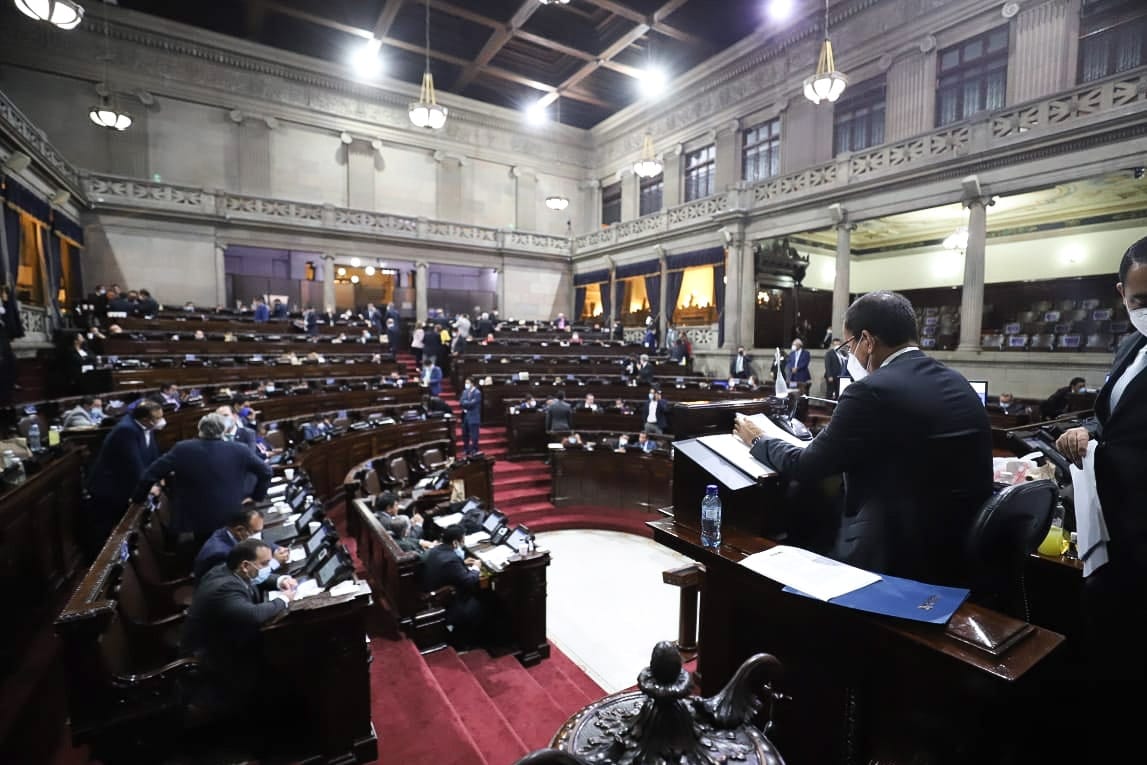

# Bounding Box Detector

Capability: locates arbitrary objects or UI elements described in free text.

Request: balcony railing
[574,66,1147,256]
[83,175,572,257]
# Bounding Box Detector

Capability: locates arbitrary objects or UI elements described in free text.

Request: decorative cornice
[0,89,83,198]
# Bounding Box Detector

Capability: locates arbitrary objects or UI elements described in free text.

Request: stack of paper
[435,511,463,527]
[741,545,881,601]
[475,546,514,572]
[464,531,491,547]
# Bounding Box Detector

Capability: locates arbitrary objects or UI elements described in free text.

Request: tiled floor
[536,529,695,694]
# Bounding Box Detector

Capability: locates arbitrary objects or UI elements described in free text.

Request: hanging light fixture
[545,195,569,211]
[943,226,969,252]
[803,0,848,105]
[632,133,662,178]
[89,2,132,131]
[14,0,83,29]
[409,0,447,130]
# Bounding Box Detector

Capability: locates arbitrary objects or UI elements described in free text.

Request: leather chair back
[964,479,1057,620]
[387,456,410,487]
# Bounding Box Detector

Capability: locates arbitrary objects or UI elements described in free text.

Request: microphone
[801,394,839,407]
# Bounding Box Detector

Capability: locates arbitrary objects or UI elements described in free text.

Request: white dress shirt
[1109,344,1147,413]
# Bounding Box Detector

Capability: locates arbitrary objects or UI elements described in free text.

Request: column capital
[415,260,429,270]
[962,195,996,210]
[654,244,667,262]
[510,165,537,179]
[321,252,336,261]
[432,150,467,166]
[578,178,601,190]
[715,119,741,136]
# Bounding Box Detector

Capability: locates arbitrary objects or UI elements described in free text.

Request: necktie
[1109,345,1147,412]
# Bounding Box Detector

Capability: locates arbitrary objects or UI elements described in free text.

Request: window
[1079,0,1147,83]
[833,79,886,155]
[582,283,604,318]
[672,266,716,325]
[742,119,781,183]
[601,182,621,226]
[683,145,716,201]
[639,174,663,216]
[935,26,1009,126]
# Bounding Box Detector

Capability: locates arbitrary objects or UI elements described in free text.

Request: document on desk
[742,413,814,449]
[697,434,774,479]
[288,546,306,563]
[740,545,881,602]
[435,512,463,527]
[464,531,491,548]
[475,545,514,572]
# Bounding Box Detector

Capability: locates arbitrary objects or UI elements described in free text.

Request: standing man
[130,413,272,544]
[640,387,671,435]
[734,291,992,586]
[422,357,443,397]
[460,376,482,457]
[386,317,400,354]
[83,400,165,556]
[785,338,811,393]
[544,390,573,434]
[730,346,753,380]
[252,297,270,323]
[823,338,844,398]
[1040,376,1087,421]
[1056,237,1147,759]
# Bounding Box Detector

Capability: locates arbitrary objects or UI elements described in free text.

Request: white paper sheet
[742,413,814,450]
[697,434,775,479]
[464,531,491,548]
[1070,441,1109,577]
[288,546,306,563]
[435,512,463,527]
[740,545,882,601]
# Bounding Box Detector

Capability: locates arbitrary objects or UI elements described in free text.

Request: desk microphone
[801,395,839,407]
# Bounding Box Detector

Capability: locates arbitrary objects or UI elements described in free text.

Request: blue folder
[784,574,970,625]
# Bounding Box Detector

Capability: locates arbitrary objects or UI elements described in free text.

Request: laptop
[263,500,318,545]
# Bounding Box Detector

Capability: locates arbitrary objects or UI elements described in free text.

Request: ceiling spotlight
[525,100,548,126]
[350,274,361,284]
[350,37,383,79]
[767,0,794,21]
[365,266,376,276]
[350,257,361,267]
[14,0,84,30]
[545,195,570,211]
[538,0,571,5]
[337,267,347,277]
[638,67,669,98]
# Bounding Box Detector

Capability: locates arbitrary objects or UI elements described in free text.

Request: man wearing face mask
[784,338,811,394]
[61,395,104,429]
[460,376,482,457]
[192,508,290,579]
[734,290,992,585]
[82,399,165,558]
[419,524,485,648]
[180,538,295,721]
[216,404,258,454]
[640,386,671,435]
[1055,237,1147,754]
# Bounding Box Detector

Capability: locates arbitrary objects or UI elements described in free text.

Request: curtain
[59,236,83,309]
[666,247,724,270]
[2,202,18,286]
[43,223,62,321]
[601,280,611,322]
[575,286,587,321]
[574,268,610,287]
[714,262,726,348]
[665,270,685,325]
[644,272,660,333]
[17,214,44,306]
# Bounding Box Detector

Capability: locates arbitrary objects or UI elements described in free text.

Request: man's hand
[733,413,765,446]
[465,557,479,567]
[272,547,290,564]
[412,513,424,526]
[277,575,298,592]
[1056,427,1091,468]
[419,539,435,550]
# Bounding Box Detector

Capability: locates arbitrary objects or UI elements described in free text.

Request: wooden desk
[480,380,755,421]
[650,519,1068,764]
[110,358,398,390]
[506,409,647,458]
[550,447,672,512]
[103,338,393,357]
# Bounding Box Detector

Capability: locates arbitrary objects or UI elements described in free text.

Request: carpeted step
[459,651,570,750]
[498,486,551,505]
[370,636,488,765]
[424,649,530,765]
[543,641,610,703]
[501,500,555,515]
[525,652,601,713]
[496,473,550,491]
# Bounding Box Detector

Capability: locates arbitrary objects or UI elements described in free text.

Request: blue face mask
[250,562,272,586]
[454,545,465,560]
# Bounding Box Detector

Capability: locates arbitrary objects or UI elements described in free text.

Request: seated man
[518,393,539,410]
[60,395,104,429]
[180,539,296,720]
[1040,377,1086,421]
[611,398,634,415]
[192,508,289,580]
[636,431,657,454]
[995,392,1023,416]
[373,490,427,552]
[419,524,484,648]
[562,432,584,448]
[577,393,599,412]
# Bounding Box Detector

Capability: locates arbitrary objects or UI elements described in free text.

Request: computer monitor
[506,526,531,553]
[838,377,853,396]
[304,523,330,557]
[967,380,988,406]
[482,510,507,535]
[314,551,347,589]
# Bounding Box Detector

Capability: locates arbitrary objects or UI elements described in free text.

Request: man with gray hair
[131,412,273,544]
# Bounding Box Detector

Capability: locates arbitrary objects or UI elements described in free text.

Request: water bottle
[27,422,41,452]
[701,484,722,549]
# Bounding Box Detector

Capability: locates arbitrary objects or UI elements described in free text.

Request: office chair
[964,479,1057,621]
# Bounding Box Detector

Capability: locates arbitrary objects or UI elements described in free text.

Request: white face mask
[1128,307,1147,337]
[152,417,167,431]
[846,352,868,382]
[791,345,800,352]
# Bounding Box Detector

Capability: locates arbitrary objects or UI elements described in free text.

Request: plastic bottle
[1037,501,1067,557]
[3,450,26,486]
[701,484,722,549]
[27,422,41,452]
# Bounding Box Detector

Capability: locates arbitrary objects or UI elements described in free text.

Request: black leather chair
[964,479,1057,620]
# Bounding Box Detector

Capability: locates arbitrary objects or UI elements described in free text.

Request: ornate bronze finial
[518,641,787,765]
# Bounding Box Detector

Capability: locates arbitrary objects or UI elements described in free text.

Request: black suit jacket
[752,349,993,585]
[640,399,671,431]
[86,416,160,505]
[824,348,843,380]
[544,400,573,432]
[180,564,285,692]
[730,353,753,379]
[132,438,272,536]
[1092,332,1147,575]
[636,363,656,384]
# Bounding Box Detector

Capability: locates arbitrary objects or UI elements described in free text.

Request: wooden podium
[655,400,1072,764]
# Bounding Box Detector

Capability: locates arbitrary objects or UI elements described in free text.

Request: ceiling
[114,0,771,129]
[792,171,1147,255]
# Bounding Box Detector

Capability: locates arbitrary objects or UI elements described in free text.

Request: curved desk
[550,447,673,512]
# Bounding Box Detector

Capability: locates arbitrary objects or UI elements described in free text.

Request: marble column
[714,121,740,192]
[578,180,601,232]
[235,113,273,197]
[662,146,683,210]
[512,167,538,231]
[1009,0,1077,104]
[885,49,936,142]
[214,243,227,307]
[608,265,618,327]
[434,152,465,221]
[346,139,376,211]
[415,260,429,324]
[722,224,753,350]
[957,197,993,351]
[832,222,852,336]
[657,246,668,345]
[321,253,336,313]
[621,170,640,222]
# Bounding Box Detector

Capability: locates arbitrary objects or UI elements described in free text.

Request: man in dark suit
[131,413,272,542]
[422,323,443,367]
[459,376,482,457]
[386,317,400,353]
[544,390,573,433]
[640,387,671,435]
[1040,376,1086,421]
[784,338,811,392]
[736,291,992,586]
[252,297,270,322]
[180,539,296,719]
[192,508,288,579]
[730,346,753,380]
[1056,238,1147,757]
[823,338,844,398]
[475,312,495,339]
[419,524,484,648]
[421,358,443,397]
[216,404,258,455]
[83,400,164,556]
[635,353,656,385]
